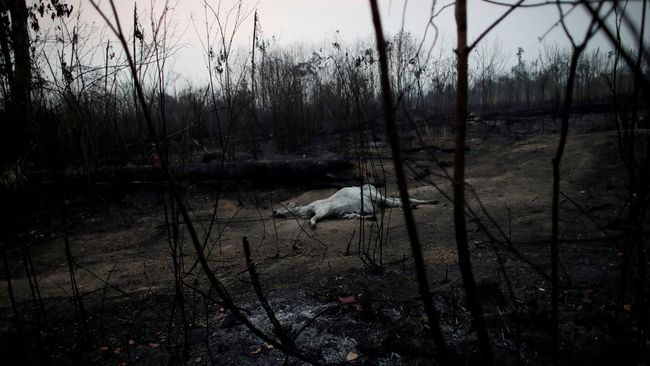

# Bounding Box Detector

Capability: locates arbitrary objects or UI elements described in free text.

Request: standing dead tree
[0,0,31,167]
[0,2,38,331]
[549,3,604,362]
[550,28,589,366]
[547,1,649,363]
[368,0,453,363]
[445,1,528,363]
[89,1,323,364]
[550,45,582,365]
[586,0,650,362]
[453,1,494,364]
[0,3,73,359]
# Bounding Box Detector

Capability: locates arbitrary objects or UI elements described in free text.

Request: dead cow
[273,184,436,228]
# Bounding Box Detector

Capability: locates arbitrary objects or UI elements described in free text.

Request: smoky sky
[48,0,648,84]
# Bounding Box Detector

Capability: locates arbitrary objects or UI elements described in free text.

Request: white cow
[273,184,436,228]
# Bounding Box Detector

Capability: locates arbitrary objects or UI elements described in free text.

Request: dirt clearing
[0,128,638,365]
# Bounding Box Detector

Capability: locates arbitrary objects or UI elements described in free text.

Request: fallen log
[33,157,356,187]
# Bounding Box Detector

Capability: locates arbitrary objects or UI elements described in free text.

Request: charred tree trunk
[368,0,452,362]
[454,1,494,364]
[8,0,29,112]
[0,13,13,88]
[250,11,258,160]
[90,3,322,363]
[0,239,20,329]
[1,0,31,166]
[551,44,584,366]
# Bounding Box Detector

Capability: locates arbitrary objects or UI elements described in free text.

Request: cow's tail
[409,198,437,205]
[382,196,436,207]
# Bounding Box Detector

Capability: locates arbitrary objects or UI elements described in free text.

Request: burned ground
[0,117,642,365]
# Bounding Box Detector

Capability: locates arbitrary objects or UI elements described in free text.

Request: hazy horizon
[39,0,649,86]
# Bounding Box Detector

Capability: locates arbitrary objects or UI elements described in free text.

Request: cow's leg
[342,213,361,219]
[342,213,377,221]
[382,196,433,208]
[310,205,331,228]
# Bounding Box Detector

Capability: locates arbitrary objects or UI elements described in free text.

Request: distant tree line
[0,5,641,171]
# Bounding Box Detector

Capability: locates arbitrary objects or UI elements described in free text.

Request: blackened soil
[1,127,645,365]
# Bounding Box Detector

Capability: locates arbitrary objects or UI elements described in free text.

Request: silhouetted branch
[580,0,650,89]
[89,2,322,364]
[242,237,293,348]
[368,0,453,363]
[468,0,525,52]
[453,1,494,364]
[550,44,582,366]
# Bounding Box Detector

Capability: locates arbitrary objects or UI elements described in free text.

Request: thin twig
[368,0,452,362]
[242,237,293,348]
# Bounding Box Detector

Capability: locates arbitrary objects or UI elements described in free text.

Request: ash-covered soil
[0,125,639,365]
